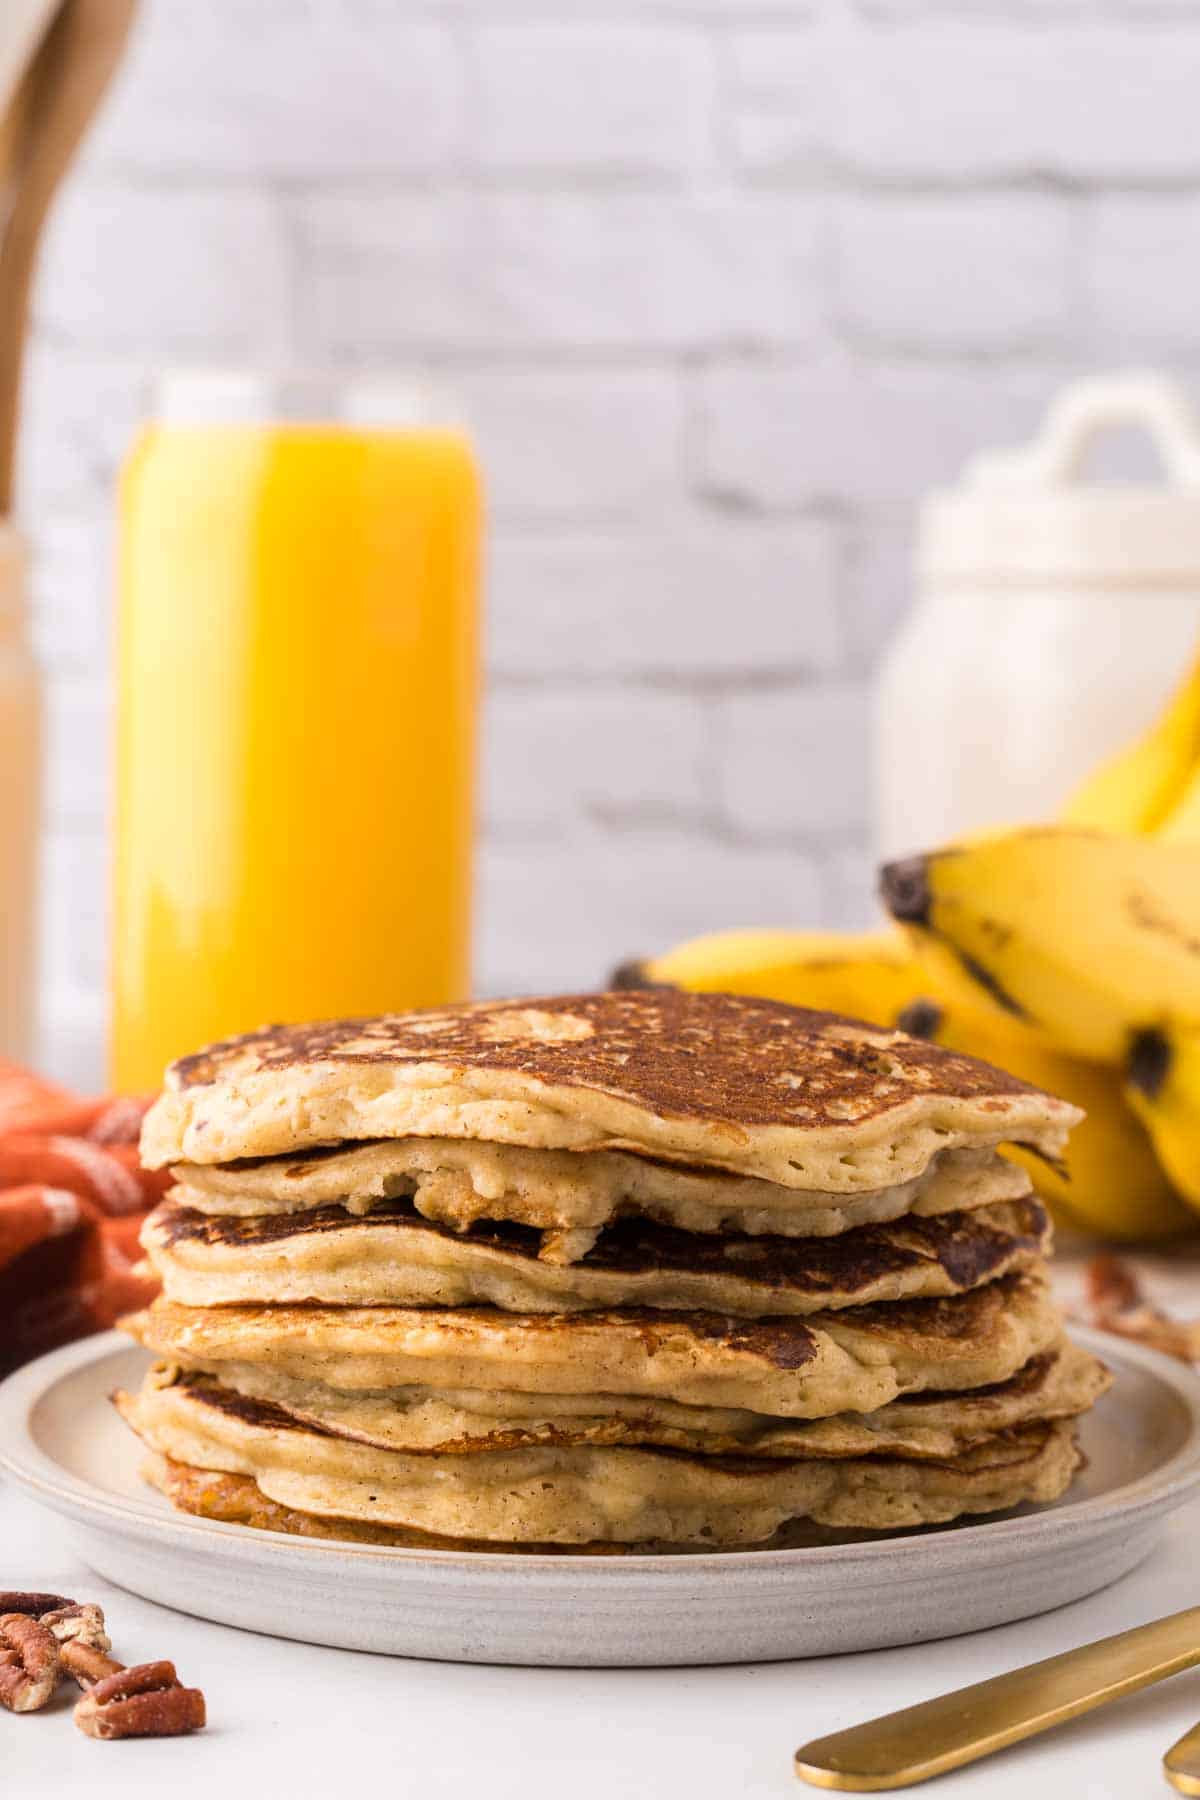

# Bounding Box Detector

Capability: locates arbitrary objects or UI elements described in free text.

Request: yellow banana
[629,927,925,1026]
[1155,755,1200,841]
[1125,1023,1200,1210]
[881,828,1200,1063]
[898,997,1192,1241]
[1063,644,1200,832]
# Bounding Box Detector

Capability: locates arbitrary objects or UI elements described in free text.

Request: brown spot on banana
[1125,891,1200,958]
[1127,1028,1172,1100]
[896,999,944,1040]
[951,949,1030,1021]
[879,856,932,926]
[609,960,658,990]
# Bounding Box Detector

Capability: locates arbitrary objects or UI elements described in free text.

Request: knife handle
[795,1606,1200,1792]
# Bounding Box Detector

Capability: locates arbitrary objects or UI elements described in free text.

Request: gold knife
[795,1605,1200,1791]
[1165,1719,1200,1794]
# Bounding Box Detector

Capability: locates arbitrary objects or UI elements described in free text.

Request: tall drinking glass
[111,372,481,1091]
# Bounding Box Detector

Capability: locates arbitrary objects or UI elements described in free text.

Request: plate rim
[3,1324,1199,1581]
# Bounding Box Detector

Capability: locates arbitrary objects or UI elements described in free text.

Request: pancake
[138,1451,891,1553]
[139,1452,693,1554]
[141,1451,1080,1554]
[138,1340,1108,1459]
[142,1195,1053,1315]
[115,1376,1082,1543]
[167,1136,1034,1252]
[139,991,1080,1189]
[124,1269,1061,1419]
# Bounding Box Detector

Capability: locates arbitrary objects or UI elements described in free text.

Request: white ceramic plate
[2,1328,1198,1667]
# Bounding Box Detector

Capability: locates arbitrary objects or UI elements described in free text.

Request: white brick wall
[38,182,293,355]
[834,197,1072,353]
[483,688,710,835]
[462,368,685,520]
[818,25,1200,182]
[714,682,871,838]
[23,0,1200,1080]
[469,25,716,176]
[696,359,1065,510]
[1085,197,1200,351]
[487,521,841,676]
[85,6,464,177]
[297,189,827,354]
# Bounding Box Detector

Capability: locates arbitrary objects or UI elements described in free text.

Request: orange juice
[111,385,480,1091]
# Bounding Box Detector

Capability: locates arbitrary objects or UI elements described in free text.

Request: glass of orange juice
[111,372,481,1092]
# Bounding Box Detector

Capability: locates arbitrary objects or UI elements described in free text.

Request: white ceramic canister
[876,374,1200,861]
[0,523,41,1063]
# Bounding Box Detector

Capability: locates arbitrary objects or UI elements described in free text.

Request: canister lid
[921,374,1200,585]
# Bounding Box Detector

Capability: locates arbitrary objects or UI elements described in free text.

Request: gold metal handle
[794,1605,1200,1792]
[1165,1720,1200,1795]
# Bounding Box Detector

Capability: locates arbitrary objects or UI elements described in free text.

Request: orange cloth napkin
[0,1060,166,1375]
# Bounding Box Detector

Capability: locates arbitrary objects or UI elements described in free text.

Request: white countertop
[2,1480,1197,1799]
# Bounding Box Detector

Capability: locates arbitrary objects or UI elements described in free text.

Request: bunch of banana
[880,828,1200,1225]
[630,910,1191,1240]
[634,644,1200,1240]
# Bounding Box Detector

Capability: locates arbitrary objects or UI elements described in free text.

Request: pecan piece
[0,1613,61,1713]
[59,1640,124,1690]
[40,1602,111,1653]
[1085,1251,1143,1319]
[74,1661,206,1740]
[1082,1253,1200,1363]
[0,1592,75,1617]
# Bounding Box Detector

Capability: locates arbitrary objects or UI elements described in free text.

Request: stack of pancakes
[118,992,1110,1550]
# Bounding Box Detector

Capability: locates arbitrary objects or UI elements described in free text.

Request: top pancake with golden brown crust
[141,992,1079,1191]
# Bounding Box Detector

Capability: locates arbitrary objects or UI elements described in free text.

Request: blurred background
[24,0,1198,1083]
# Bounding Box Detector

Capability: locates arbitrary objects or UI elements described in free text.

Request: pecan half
[74,1661,206,1740]
[0,1613,61,1713]
[1085,1251,1143,1319]
[0,1592,75,1618]
[1082,1253,1200,1363]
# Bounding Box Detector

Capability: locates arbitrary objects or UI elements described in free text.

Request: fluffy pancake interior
[141,1194,1053,1316]
[168,1138,1034,1255]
